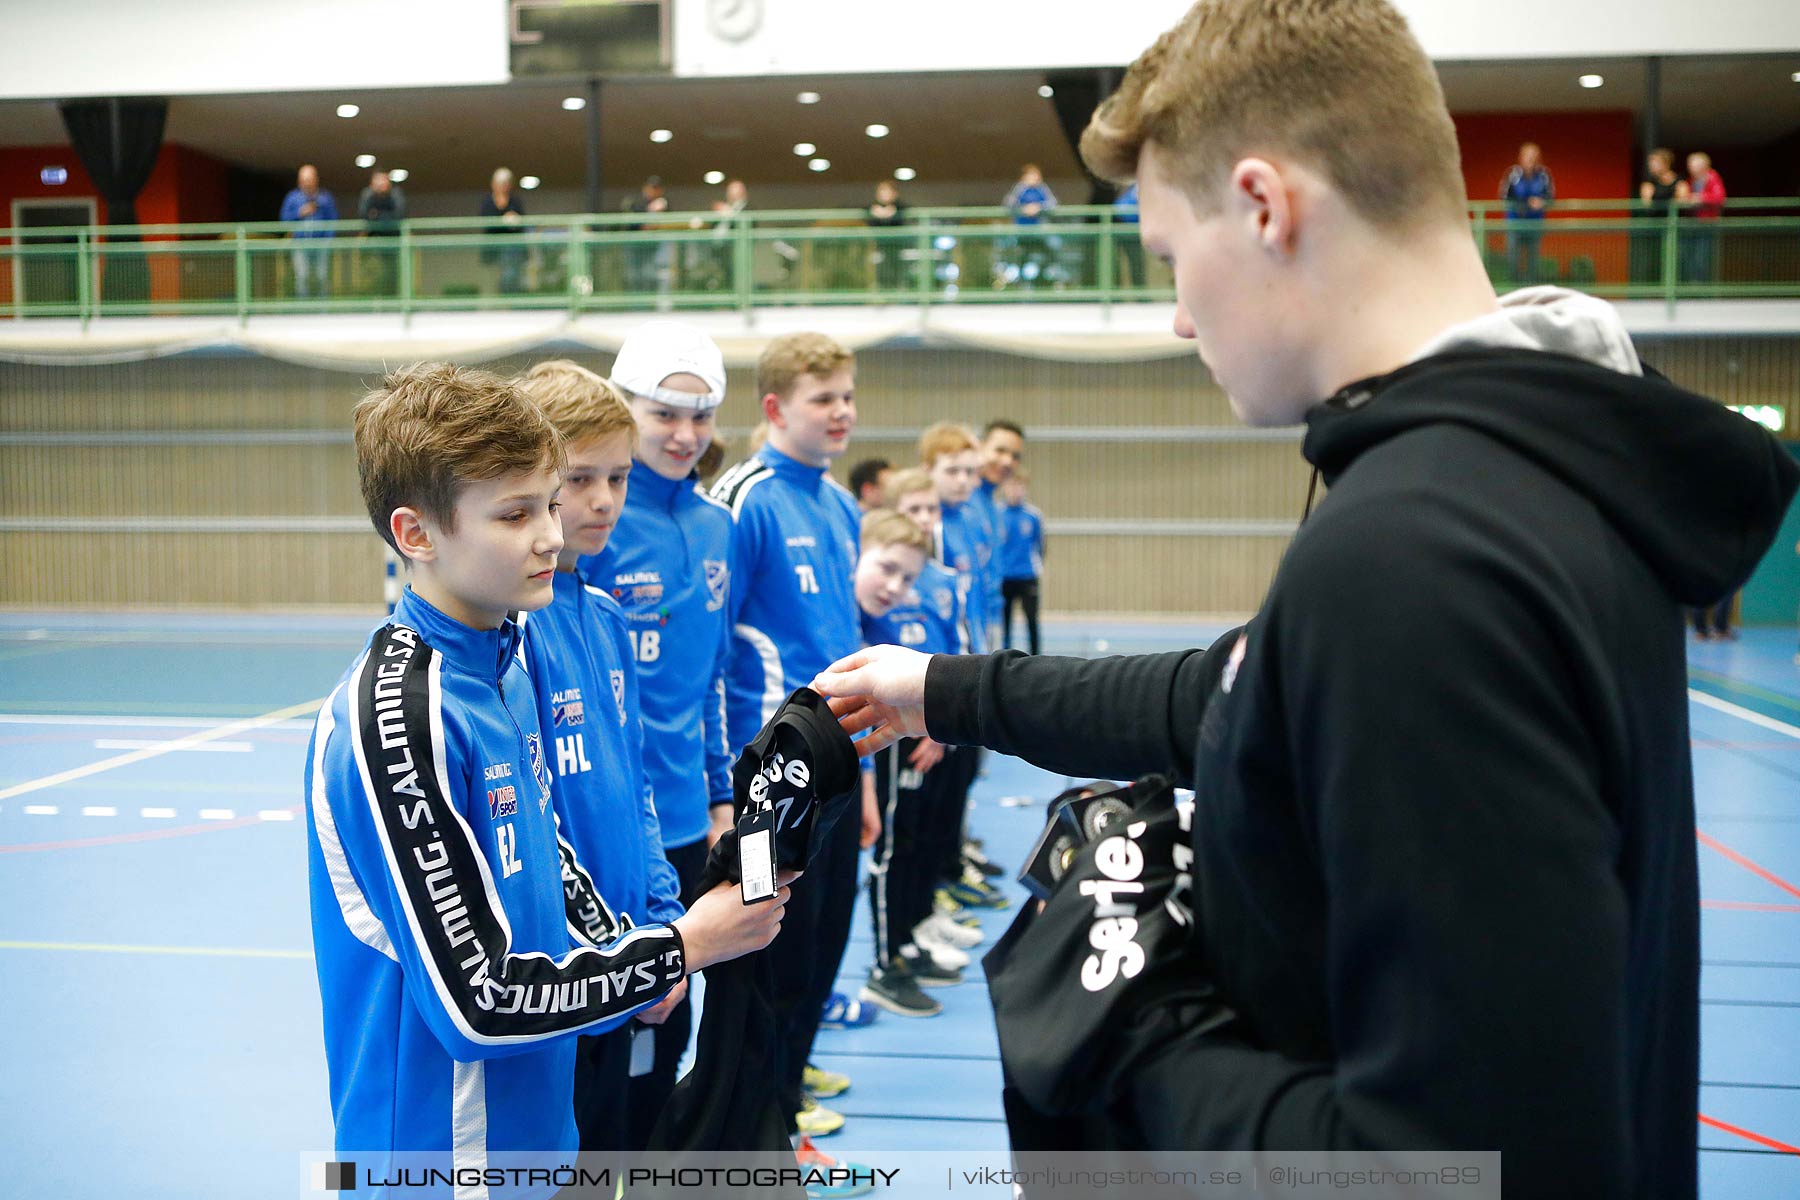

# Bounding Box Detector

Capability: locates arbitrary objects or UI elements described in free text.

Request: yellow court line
[0,939,311,960]
[0,696,326,803]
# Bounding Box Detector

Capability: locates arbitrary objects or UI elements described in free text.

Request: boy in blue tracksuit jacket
[305,364,785,1193]
[998,470,1046,655]
[577,323,739,1142]
[711,332,872,1137]
[971,420,1026,648]
[516,360,687,1155]
[920,423,994,655]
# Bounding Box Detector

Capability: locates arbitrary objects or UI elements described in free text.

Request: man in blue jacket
[581,323,740,1143]
[1500,142,1555,284]
[306,363,786,1193]
[711,331,874,1140]
[279,164,338,298]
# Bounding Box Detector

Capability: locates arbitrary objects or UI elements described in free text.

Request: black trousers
[1002,576,1041,655]
[768,784,863,1125]
[624,837,710,1150]
[1691,597,1734,636]
[935,746,981,881]
[868,740,955,964]
[573,1022,633,1154]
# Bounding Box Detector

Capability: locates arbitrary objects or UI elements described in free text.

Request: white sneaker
[919,910,983,950]
[911,923,971,969]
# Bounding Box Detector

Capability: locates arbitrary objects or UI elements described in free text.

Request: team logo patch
[551,687,585,727]
[610,669,628,725]
[935,589,955,621]
[527,732,551,811]
[703,558,730,612]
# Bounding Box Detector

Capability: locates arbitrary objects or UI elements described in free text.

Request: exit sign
[40,166,68,185]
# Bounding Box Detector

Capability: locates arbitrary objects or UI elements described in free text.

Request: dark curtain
[57,97,169,303]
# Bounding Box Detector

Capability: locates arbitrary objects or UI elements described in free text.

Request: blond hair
[860,508,934,556]
[758,332,855,402]
[517,359,637,451]
[354,363,565,553]
[882,467,935,506]
[1080,0,1466,231]
[918,421,978,468]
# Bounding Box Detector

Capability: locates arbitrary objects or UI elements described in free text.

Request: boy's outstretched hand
[810,645,934,757]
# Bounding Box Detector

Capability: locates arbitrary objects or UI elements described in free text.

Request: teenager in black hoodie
[810,2,1799,1197]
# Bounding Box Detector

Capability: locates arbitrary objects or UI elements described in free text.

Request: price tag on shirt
[737,805,777,904]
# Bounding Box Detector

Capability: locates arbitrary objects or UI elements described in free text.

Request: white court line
[1688,689,1800,741]
[0,713,316,731]
[198,809,236,821]
[257,810,296,822]
[23,805,58,816]
[141,807,176,819]
[92,738,254,753]
[81,805,117,817]
[0,939,311,960]
[0,696,324,804]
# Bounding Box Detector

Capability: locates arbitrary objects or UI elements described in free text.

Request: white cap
[609,322,727,412]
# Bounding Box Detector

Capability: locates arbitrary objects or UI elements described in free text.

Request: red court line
[1696,830,1800,903]
[0,803,303,854]
[1699,1113,1800,1156]
[1700,899,1800,913]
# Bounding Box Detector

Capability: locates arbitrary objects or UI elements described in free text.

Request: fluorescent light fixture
[520,175,541,190]
[793,142,816,156]
[865,124,890,138]
[1038,85,1054,98]
[808,158,831,172]
[797,91,821,104]
[40,166,67,185]
[388,168,409,183]
[337,103,360,118]
[650,129,673,143]
[1578,74,1604,89]
[1791,71,1800,83]
[704,170,726,185]
[354,153,376,168]
[562,96,586,111]
[894,167,917,182]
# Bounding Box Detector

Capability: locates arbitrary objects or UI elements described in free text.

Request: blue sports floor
[1,613,1798,1196]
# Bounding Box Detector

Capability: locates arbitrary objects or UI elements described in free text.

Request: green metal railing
[4,200,1798,324]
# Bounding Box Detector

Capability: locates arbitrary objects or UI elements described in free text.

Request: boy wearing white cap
[582,321,738,1148]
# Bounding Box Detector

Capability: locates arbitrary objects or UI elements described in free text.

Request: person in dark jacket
[810,3,1800,1198]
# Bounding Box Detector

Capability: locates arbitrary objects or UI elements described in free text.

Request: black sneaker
[860,960,942,1017]
[898,943,964,987]
[962,843,1005,878]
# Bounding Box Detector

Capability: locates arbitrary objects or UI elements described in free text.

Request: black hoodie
[925,346,1799,1198]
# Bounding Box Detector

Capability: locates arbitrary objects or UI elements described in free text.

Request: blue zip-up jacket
[519,570,683,929]
[970,478,1007,626]
[999,502,1045,581]
[1501,165,1555,220]
[280,187,339,236]
[939,497,994,654]
[861,559,965,656]
[303,587,686,1176]
[711,443,863,754]
[583,467,735,848]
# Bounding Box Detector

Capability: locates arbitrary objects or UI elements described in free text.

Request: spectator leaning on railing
[1002,164,1060,287]
[866,180,908,291]
[1499,142,1554,284]
[480,167,528,295]
[1681,152,1728,285]
[279,164,338,299]
[356,170,407,297]
[1113,181,1145,289]
[1631,148,1682,286]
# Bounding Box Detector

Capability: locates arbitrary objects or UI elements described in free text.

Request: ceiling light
[1791,71,1800,83]
[808,158,831,173]
[1578,74,1604,89]
[562,96,586,111]
[793,142,816,156]
[704,170,725,185]
[797,91,821,104]
[388,168,409,183]
[354,153,376,169]
[894,167,917,182]
[649,129,673,143]
[865,124,890,139]
[1038,85,1054,99]
[337,103,360,118]
[520,176,541,190]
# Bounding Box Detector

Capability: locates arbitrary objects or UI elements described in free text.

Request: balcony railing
[4,200,1797,324]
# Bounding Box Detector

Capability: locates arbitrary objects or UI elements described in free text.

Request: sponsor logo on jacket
[551,687,585,727]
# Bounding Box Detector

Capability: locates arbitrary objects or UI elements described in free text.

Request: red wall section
[1453,110,1638,202]
[1,142,233,232]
